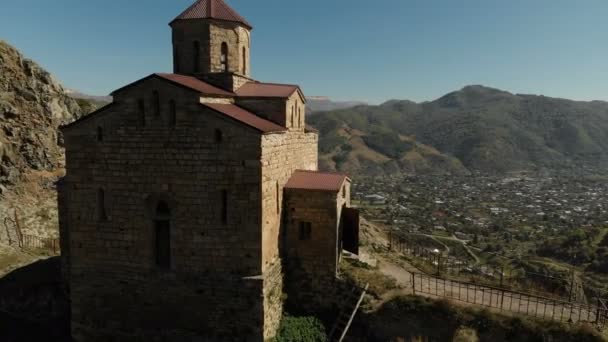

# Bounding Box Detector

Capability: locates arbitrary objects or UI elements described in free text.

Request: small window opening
[153,91,160,117]
[193,41,200,73]
[221,42,229,72]
[169,100,177,127]
[221,190,228,224]
[96,126,103,142]
[242,47,247,74]
[298,107,302,127]
[215,129,223,143]
[174,46,180,73]
[138,99,146,127]
[342,185,346,199]
[276,182,280,214]
[97,188,107,221]
[299,222,312,240]
[154,201,171,269]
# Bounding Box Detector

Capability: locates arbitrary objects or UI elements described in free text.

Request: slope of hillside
[309,85,608,175]
[306,96,367,114]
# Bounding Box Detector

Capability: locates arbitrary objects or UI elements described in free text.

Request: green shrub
[273,315,327,342]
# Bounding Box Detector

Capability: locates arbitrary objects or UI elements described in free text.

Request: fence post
[13,209,23,248]
[412,273,416,295]
[596,297,601,325]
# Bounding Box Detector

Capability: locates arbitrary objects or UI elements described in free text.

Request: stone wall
[286,93,306,130]
[201,72,254,92]
[171,19,250,78]
[209,21,250,76]
[260,132,318,272]
[282,181,352,314]
[62,77,271,341]
[171,20,211,75]
[285,190,340,278]
[238,92,306,129]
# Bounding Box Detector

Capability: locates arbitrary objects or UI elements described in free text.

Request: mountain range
[2,38,608,183]
[309,85,608,176]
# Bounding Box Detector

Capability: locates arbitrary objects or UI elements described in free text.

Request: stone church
[58,0,359,340]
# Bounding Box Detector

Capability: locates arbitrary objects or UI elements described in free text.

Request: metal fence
[388,231,586,302]
[412,272,608,327]
[1,210,60,255]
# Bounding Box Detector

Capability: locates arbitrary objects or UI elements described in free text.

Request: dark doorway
[342,207,360,255]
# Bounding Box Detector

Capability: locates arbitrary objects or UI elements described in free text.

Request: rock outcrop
[0,40,83,186]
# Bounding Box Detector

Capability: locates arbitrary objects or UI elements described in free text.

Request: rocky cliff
[0,40,83,188]
[0,41,90,241]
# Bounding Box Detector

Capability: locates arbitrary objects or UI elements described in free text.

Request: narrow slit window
[96,126,103,142]
[215,129,223,143]
[174,47,180,73]
[97,188,107,221]
[298,107,302,127]
[138,99,146,127]
[220,42,229,72]
[242,47,247,74]
[299,222,312,240]
[193,41,200,73]
[169,100,177,127]
[276,182,280,214]
[153,91,160,117]
[221,190,228,224]
[154,201,171,269]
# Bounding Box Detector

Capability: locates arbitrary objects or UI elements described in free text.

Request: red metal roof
[156,73,234,96]
[236,82,302,99]
[201,103,286,133]
[172,0,252,29]
[285,170,349,192]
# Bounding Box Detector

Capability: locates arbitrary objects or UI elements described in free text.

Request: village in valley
[352,171,608,292]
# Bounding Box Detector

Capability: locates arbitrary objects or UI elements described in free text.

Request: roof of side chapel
[171,0,253,29]
[285,170,349,192]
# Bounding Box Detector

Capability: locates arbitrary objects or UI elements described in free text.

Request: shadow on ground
[0,256,72,341]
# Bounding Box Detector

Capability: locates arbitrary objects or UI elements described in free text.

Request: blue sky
[1,0,607,104]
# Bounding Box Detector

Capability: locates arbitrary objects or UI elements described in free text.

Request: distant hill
[308,85,608,175]
[306,96,367,114]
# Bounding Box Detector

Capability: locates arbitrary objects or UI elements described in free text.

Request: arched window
[138,99,146,127]
[154,201,171,269]
[169,100,176,127]
[276,182,280,214]
[96,126,103,142]
[220,42,229,72]
[214,129,223,143]
[153,91,160,117]
[221,190,228,224]
[242,47,247,74]
[193,41,200,73]
[290,106,294,127]
[97,188,107,221]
